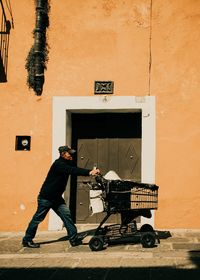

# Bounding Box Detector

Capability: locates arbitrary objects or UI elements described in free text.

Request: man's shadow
[38,229,96,245]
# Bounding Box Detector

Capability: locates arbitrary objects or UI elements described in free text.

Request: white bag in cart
[89,171,121,214]
[90,190,104,214]
[104,170,121,180]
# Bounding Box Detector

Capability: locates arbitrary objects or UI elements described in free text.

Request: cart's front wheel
[141,232,156,248]
[89,236,105,251]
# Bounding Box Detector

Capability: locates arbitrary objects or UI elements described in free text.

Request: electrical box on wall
[15,136,31,151]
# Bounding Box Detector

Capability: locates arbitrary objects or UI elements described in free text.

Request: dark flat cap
[58,145,76,154]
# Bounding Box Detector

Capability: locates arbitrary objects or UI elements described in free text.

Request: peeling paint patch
[20,204,26,211]
[102,0,117,16]
[133,3,150,28]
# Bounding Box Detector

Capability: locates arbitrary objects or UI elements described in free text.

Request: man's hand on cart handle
[89,168,101,176]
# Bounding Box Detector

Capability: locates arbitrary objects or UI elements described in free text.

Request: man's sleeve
[57,161,90,176]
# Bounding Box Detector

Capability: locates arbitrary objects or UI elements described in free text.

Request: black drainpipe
[26,0,50,95]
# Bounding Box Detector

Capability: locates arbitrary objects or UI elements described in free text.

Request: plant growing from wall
[25,0,50,95]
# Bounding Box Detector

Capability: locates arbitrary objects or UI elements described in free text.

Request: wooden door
[76,138,141,223]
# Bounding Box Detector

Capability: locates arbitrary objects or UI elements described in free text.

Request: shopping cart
[86,175,159,251]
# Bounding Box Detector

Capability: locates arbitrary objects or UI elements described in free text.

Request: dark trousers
[23,196,77,242]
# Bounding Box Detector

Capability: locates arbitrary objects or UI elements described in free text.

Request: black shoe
[70,238,83,247]
[22,241,40,248]
[69,232,87,247]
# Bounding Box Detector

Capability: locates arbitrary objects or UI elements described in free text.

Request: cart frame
[86,176,160,251]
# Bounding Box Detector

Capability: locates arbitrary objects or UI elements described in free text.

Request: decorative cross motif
[94,81,114,94]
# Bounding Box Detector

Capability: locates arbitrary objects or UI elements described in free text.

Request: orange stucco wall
[152,0,200,228]
[0,0,199,231]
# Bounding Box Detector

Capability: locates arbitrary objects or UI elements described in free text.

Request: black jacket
[39,157,90,201]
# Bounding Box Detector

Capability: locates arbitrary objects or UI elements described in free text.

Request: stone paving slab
[0,251,200,269]
[173,243,200,250]
[0,230,200,280]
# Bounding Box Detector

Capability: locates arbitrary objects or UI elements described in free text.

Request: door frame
[49,95,156,230]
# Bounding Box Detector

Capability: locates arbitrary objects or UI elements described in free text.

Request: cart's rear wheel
[89,236,105,251]
[141,232,156,248]
[140,223,154,232]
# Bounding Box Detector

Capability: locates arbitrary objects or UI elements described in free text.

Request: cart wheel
[140,224,154,232]
[141,232,156,248]
[89,236,105,251]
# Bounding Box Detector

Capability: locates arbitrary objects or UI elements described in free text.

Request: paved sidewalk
[0,227,200,280]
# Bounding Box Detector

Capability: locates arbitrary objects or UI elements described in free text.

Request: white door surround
[49,95,156,230]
